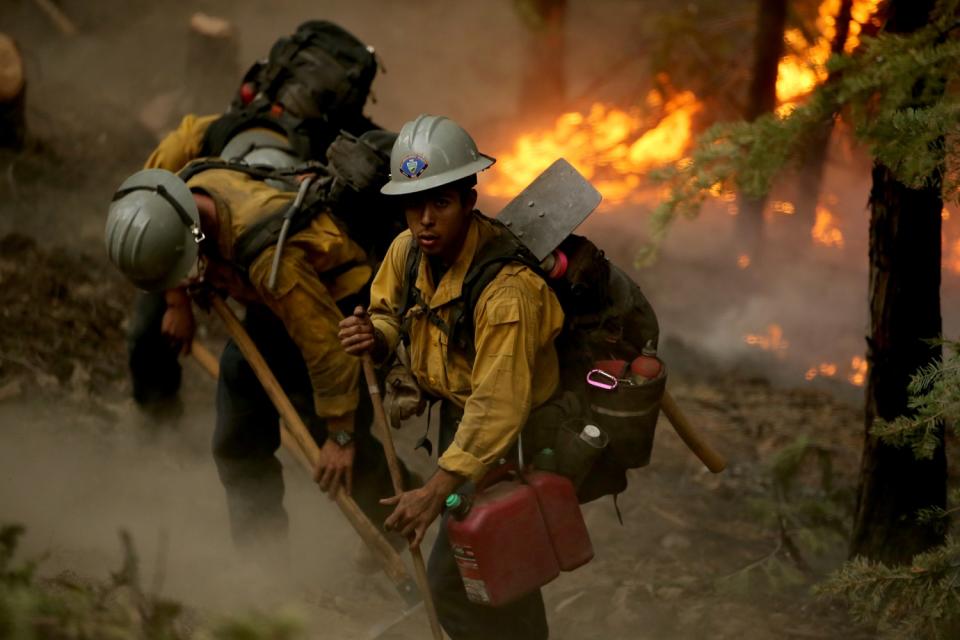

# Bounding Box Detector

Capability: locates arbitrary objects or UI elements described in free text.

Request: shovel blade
[494,158,602,261]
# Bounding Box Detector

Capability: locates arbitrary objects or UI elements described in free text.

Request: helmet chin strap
[112,184,205,244]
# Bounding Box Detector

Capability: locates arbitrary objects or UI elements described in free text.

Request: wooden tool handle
[362,355,445,640]
[205,297,416,597]
[661,390,727,473]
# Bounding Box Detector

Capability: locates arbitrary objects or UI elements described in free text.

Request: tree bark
[849,0,946,565]
[735,0,788,260]
[793,0,853,229]
[0,33,26,150]
[185,13,239,116]
[516,0,567,124]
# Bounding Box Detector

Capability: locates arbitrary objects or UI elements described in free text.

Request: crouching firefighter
[105,160,409,557]
[127,19,384,423]
[338,114,564,639]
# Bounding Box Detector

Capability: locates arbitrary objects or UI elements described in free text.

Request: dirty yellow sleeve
[367,230,412,357]
[438,267,564,482]
[143,113,219,172]
[248,243,361,424]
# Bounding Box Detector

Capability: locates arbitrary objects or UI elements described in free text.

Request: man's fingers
[411,524,427,549]
[380,495,401,506]
[353,305,367,317]
[345,467,353,497]
[312,463,324,484]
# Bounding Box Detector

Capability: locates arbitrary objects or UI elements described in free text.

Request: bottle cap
[581,424,601,439]
[445,494,462,510]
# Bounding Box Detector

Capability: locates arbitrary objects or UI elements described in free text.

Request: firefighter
[128,20,381,422]
[105,161,404,554]
[338,114,563,639]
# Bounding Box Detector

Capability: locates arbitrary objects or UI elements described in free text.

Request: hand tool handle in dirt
[661,390,727,473]
[276,424,417,601]
[362,354,445,640]
[205,298,418,603]
[190,341,221,379]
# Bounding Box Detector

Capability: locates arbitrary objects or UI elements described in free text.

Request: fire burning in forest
[746,324,867,387]
[812,205,845,248]
[776,0,883,116]
[486,90,701,206]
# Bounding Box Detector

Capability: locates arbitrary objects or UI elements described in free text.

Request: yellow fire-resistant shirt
[187,167,371,422]
[369,213,564,481]
[143,114,220,172]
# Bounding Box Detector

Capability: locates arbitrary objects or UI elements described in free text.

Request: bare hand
[313,438,355,497]
[381,469,463,547]
[161,296,195,356]
[338,306,376,356]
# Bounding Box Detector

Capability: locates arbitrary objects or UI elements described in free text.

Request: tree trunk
[516,0,567,124]
[793,0,853,229]
[185,13,239,116]
[849,0,946,565]
[0,33,26,150]
[735,0,788,261]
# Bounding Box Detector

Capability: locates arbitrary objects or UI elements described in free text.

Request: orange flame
[486,91,701,206]
[805,357,867,386]
[737,254,752,269]
[848,356,868,386]
[776,0,882,115]
[744,324,789,355]
[812,205,845,248]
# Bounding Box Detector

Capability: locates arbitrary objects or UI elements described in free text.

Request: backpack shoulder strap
[450,214,544,358]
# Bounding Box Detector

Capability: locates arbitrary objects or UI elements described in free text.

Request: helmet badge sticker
[399,155,428,179]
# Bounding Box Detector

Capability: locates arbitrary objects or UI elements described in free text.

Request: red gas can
[525,470,594,571]
[446,480,560,606]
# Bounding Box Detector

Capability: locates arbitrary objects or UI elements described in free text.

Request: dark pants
[127,292,183,419]
[427,403,549,640]
[213,304,401,549]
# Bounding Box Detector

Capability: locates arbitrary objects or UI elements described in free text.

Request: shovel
[360,352,445,639]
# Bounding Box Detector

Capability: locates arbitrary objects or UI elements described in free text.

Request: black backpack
[200,20,380,161]
[179,128,401,274]
[397,214,663,504]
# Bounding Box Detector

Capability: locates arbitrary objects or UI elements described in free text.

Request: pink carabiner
[586,369,618,391]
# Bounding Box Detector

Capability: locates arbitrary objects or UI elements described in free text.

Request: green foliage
[643,0,960,262]
[818,537,960,639]
[719,437,852,598]
[871,338,960,459]
[0,525,303,640]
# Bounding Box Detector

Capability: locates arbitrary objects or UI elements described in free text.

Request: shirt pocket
[480,298,521,359]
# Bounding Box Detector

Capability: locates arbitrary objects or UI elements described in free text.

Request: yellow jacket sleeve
[248,245,360,422]
[368,230,412,357]
[438,269,563,482]
[143,114,220,172]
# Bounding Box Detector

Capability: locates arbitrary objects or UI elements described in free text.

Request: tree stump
[185,13,239,115]
[0,33,26,150]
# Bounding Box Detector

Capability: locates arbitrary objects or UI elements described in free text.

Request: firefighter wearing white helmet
[338,114,563,640]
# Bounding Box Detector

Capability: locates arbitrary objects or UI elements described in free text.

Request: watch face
[333,430,352,446]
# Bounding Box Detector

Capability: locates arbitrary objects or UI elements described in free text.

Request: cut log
[185,13,239,115]
[0,33,26,149]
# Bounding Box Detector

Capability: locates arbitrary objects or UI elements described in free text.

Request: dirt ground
[0,1,940,638]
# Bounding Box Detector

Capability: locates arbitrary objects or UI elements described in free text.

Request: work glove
[383,356,426,430]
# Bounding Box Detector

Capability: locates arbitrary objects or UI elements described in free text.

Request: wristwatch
[329,430,354,447]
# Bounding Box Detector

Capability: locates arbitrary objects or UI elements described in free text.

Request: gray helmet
[381,114,495,196]
[104,168,203,292]
[221,128,301,190]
